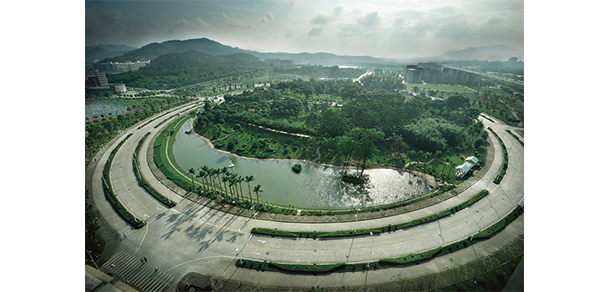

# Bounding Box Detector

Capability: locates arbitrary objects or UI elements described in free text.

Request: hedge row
[239,205,524,274]
[488,127,509,184]
[102,133,145,229]
[133,132,176,208]
[252,189,490,239]
[297,184,455,217]
[505,129,524,147]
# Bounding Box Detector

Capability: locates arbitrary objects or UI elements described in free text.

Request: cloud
[435,21,475,39]
[357,11,381,27]
[266,12,275,22]
[336,25,359,38]
[172,18,210,30]
[285,30,294,38]
[222,12,252,28]
[311,14,328,25]
[308,27,323,37]
[486,16,502,25]
[332,4,346,17]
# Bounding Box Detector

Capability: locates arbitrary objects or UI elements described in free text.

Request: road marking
[247,245,280,251]
[135,223,148,254]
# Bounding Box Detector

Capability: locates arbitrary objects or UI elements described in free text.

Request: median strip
[488,127,509,184]
[102,133,146,229]
[237,205,523,274]
[251,189,489,239]
[133,132,176,207]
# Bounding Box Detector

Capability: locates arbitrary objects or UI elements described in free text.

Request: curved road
[88,105,524,291]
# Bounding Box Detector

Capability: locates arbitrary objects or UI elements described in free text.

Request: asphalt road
[89,103,524,291]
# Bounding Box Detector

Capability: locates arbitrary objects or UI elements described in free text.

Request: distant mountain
[86,45,137,63]
[432,45,523,61]
[99,38,242,63]
[98,37,393,66]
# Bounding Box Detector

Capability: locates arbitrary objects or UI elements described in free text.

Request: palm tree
[212,168,222,194]
[196,170,205,194]
[245,175,254,203]
[229,173,239,199]
[201,166,212,193]
[222,175,230,199]
[228,176,236,201]
[253,184,263,211]
[188,168,196,191]
[237,176,245,201]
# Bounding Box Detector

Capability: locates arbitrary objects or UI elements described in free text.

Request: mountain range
[85,44,138,63]
[87,37,523,66]
[434,45,523,61]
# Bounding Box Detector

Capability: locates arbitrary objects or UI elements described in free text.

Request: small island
[292,164,302,173]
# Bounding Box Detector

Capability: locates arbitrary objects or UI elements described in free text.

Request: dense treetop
[195,78,487,157]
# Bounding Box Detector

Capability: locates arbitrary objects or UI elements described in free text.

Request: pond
[172,118,431,210]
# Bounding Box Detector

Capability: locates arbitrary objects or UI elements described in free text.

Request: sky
[85,0,524,59]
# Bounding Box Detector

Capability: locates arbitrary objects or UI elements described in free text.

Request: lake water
[172,118,431,209]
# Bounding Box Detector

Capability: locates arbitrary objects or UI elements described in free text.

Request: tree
[200,165,211,193]
[245,175,254,203]
[253,184,263,210]
[188,168,196,191]
[85,200,100,249]
[222,175,230,199]
[197,170,205,193]
[353,128,384,175]
[237,175,245,202]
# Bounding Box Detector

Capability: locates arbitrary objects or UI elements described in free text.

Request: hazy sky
[85,0,524,59]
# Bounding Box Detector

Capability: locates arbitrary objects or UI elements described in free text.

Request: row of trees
[187,165,263,209]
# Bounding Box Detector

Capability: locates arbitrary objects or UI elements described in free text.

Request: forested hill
[99,37,393,66]
[106,51,265,89]
[100,38,241,63]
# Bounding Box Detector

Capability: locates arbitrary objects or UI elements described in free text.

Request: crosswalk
[101,250,174,292]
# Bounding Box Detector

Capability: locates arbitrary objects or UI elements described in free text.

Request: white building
[455,156,479,178]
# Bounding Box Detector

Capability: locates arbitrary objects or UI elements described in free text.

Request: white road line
[135,223,148,254]
[165,255,237,272]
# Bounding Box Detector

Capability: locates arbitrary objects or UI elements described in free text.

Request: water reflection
[172,119,431,209]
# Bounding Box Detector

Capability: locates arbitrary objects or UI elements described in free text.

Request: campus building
[94,60,150,74]
[86,65,127,94]
[455,156,479,178]
[404,63,481,86]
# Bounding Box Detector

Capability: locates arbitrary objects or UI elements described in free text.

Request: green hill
[106,51,265,89]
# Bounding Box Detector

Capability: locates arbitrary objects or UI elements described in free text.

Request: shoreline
[187,119,419,174]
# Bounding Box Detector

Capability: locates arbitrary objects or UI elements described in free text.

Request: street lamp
[353,208,361,232]
[367,232,374,268]
[437,192,446,216]
[236,247,242,264]
[470,210,484,241]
